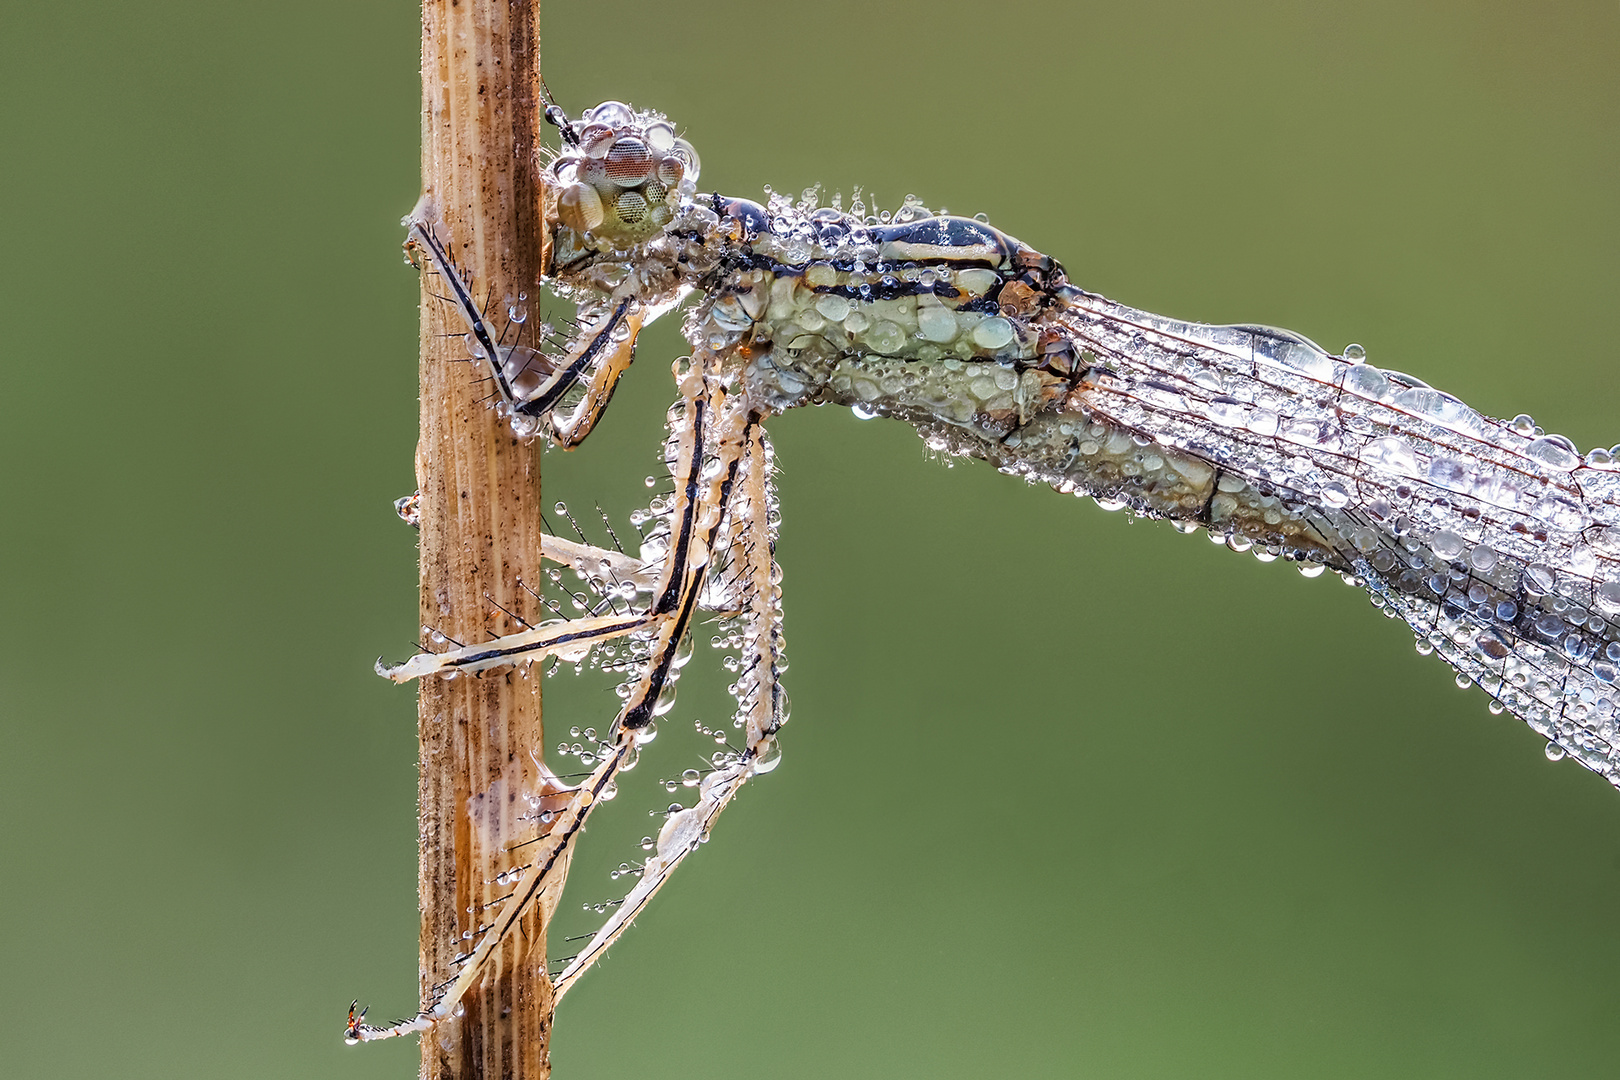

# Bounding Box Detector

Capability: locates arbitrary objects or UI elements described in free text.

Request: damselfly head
[550,101,699,249]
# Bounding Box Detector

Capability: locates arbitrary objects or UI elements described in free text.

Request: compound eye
[603,137,654,187]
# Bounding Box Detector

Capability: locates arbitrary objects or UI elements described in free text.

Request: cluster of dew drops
[535,473,760,919]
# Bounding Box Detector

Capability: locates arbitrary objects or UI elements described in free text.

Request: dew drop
[1429,530,1465,561]
[752,737,783,773]
[814,294,851,322]
[971,316,1015,350]
[867,319,907,352]
[652,683,678,716]
[1392,387,1482,433]
[1342,364,1389,401]
[1525,435,1580,472]
[1206,397,1246,427]
[1362,436,1419,477]
[1247,408,1280,437]
[916,307,956,343]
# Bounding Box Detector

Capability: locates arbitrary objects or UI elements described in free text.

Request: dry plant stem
[417,1,552,1077]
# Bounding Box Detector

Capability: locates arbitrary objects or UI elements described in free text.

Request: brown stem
[416,1,552,1076]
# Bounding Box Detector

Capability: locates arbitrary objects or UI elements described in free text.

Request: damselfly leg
[405,209,659,448]
[355,235,789,1030]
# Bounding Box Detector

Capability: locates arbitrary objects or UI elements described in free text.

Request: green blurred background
[3,1,1619,1076]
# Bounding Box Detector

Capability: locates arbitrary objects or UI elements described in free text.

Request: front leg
[406,205,651,450]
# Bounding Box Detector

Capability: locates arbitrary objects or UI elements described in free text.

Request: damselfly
[349,93,1620,1042]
